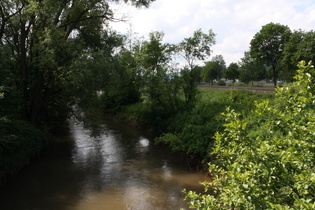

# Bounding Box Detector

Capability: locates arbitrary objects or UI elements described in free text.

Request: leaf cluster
[185,61,315,209]
[177,29,216,69]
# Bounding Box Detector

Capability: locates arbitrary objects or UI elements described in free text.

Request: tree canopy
[281,30,315,82]
[224,62,239,84]
[250,22,291,86]
[201,55,226,84]
[177,28,216,70]
[238,51,266,85]
[0,0,155,127]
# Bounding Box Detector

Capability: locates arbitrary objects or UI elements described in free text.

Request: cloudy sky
[110,0,315,65]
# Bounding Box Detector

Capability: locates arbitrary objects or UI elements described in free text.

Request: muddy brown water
[0,116,208,210]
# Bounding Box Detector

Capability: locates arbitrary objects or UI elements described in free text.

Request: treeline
[200,23,315,86]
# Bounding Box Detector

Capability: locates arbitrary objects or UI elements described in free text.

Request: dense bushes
[111,87,273,166]
[184,61,315,209]
[156,89,273,164]
[0,119,48,185]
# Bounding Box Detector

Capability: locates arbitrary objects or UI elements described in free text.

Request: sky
[109,0,315,66]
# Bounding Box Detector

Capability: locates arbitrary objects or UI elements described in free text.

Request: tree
[0,0,155,126]
[70,30,128,108]
[177,29,216,70]
[281,30,315,82]
[239,51,266,85]
[177,29,216,103]
[184,61,315,209]
[201,55,226,84]
[201,62,214,84]
[211,55,226,81]
[193,65,202,84]
[224,62,239,85]
[250,22,291,87]
[135,31,173,106]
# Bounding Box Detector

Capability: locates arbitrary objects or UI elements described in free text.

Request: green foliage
[184,61,315,209]
[225,62,239,84]
[121,0,156,7]
[117,100,182,132]
[156,89,272,164]
[239,51,267,85]
[0,0,156,128]
[157,101,224,159]
[0,87,3,100]
[134,31,175,107]
[216,80,226,86]
[0,119,48,185]
[250,22,291,86]
[201,55,226,84]
[177,29,216,69]
[181,68,199,104]
[281,30,315,82]
[177,29,216,104]
[118,102,151,125]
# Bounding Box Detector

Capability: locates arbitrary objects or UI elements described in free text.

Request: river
[0,115,208,210]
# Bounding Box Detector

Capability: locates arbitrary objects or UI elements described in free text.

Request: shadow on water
[0,111,209,210]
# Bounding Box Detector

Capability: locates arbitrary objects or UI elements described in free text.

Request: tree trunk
[272,64,277,87]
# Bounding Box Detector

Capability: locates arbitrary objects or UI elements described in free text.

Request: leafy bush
[184,61,315,209]
[0,119,48,185]
[100,86,140,113]
[157,89,272,164]
[216,80,226,86]
[118,102,151,126]
[157,101,225,160]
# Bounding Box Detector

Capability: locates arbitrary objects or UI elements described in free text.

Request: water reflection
[0,116,209,210]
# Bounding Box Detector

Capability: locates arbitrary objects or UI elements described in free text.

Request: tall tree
[225,62,239,85]
[201,55,226,84]
[250,22,291,87]
[0,0,155,126]
[177,29,216,70]
[211,55,226,81]
[201,61,216,84]
[239,51,266,85]
[176,28,216,103]
[135,31,172,106]
[281,30,315,82]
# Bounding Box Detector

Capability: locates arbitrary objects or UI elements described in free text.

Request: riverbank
[0,112,208,210]
[104,89,275,169]
[0,119,48,186]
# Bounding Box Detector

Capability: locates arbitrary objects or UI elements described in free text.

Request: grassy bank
[0,119,48,185]
[113,89,274,168]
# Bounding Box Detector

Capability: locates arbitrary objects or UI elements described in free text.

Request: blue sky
[110,0,315,65]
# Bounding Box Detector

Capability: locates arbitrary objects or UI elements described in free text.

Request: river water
[0,116,208,210]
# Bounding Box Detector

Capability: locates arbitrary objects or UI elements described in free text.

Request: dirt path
[198,85,275,94]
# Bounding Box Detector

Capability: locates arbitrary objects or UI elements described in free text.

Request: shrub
[184,61,315,209]
[216,80,226,86]
[0,119,48,185]
[156,89,271,164]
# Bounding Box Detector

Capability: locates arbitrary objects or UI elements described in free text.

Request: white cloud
[110,0,315,65]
